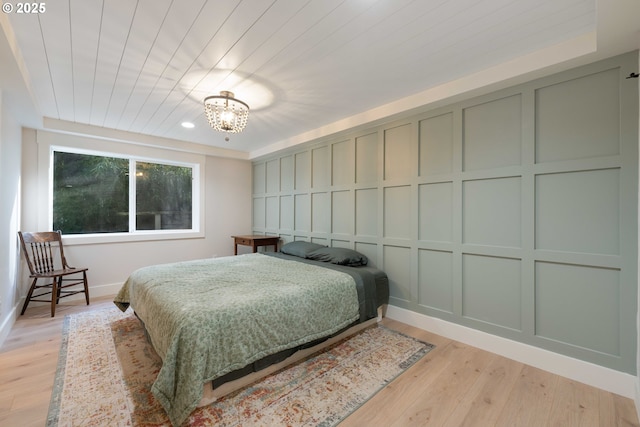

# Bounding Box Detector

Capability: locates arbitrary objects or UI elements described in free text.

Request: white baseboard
[386,305,636,399]
[25,282,121,306]
[0,304,18,349]
[83,282,122,300]
[635,378,640,423]
[32,283,122,303]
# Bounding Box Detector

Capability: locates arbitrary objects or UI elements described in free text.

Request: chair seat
[30,266,88,279]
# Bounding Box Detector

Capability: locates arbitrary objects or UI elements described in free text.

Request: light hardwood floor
[1,296,638,427]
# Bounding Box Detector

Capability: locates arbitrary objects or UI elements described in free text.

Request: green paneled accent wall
[251,52,639,374]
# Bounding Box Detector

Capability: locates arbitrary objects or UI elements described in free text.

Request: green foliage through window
[53,151,194,235]
[136,162,193,230]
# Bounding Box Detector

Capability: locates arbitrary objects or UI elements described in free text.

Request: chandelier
[203,91,250,136]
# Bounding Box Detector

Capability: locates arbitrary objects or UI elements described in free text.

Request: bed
[113,242,389,426]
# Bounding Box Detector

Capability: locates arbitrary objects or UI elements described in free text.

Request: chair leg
[83,271,90,305]
[50,277,58,317]
[20,278,38,315]
[56,277,62,303]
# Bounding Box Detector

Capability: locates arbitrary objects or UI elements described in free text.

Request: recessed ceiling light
[181,122,195,129]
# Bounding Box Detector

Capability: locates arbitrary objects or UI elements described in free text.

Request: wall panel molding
[251,51,638,374]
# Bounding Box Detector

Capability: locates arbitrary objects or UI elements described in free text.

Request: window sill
[60,230,205,246]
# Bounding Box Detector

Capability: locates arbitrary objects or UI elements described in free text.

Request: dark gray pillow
[280,241,326,258]
[306,247,368,266]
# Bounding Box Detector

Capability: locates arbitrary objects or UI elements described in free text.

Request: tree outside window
[135,162,193,231]
[53,150,194,235]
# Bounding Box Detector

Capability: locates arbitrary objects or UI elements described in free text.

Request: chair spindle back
[18,231,67,275]
[30,240,55,274]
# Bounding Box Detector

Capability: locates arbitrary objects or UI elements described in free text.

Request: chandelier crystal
[203,91,250,135]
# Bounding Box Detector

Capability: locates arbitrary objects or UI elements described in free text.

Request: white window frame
[47,144,204,245]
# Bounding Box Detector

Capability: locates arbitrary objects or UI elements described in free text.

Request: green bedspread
[113,253,359,427]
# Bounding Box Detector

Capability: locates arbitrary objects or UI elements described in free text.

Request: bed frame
[197,306,386,406]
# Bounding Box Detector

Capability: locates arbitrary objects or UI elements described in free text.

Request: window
[52,149,197,236]
[135,161,193,231]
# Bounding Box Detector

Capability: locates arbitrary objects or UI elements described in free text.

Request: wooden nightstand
[232,235,280,255]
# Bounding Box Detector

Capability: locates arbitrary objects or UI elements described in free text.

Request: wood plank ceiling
[6,0,596,154]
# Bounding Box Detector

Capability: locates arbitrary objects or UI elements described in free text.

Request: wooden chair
[18,231,89,317]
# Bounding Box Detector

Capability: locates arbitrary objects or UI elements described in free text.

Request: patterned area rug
[47,307,434,426]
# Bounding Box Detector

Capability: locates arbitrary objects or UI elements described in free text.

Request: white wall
[16,127,252,303]
[0,91,23,345]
